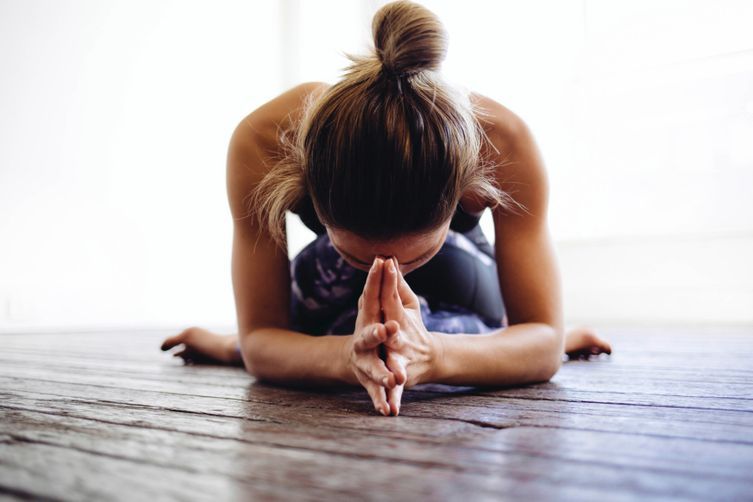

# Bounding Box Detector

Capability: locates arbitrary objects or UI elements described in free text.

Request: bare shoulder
[231,81,331,159]
[226,82,331,219]
[469,91,548,220]
[470,91,529,152]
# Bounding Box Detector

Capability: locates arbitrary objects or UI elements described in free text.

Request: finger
[590,341,612,355]
[385,350,407,386]
[174,350,194,365]
[161,332,187,351]
[354,325,387,352]
[357,369,390,416]
[357,351,397,389]
[383,320,401,348]
[360,257,384,322]
[380,257,404,320]
[394,259,420,308]
[383,320,406,384]
[387,383,404,416]
[384,319,400,337]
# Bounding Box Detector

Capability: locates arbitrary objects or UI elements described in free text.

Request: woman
[161,0,611,416]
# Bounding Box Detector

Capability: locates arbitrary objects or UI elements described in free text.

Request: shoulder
[231,81,331,157]
[470,92,529,146]
[226,81,331,219]
[469,92,548,221]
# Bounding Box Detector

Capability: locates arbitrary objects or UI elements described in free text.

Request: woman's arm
[425,95,565,386]
[227,84,396,407]
[239,328,354,386]
[429,324,561,386]
[379,258,561,391]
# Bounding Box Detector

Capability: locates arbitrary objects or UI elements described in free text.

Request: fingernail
[382,376,389,387]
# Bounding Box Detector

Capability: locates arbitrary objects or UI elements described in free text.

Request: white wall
[416,0,753,324]
[1,0,751,333]
[560,0,753,324]
[0,0,283,332]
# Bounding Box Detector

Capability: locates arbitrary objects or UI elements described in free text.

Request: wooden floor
[1,326,752,501]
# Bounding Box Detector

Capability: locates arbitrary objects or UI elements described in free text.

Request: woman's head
[252,0,517,255]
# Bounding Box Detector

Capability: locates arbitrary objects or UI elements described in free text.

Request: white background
[1,0,752,333]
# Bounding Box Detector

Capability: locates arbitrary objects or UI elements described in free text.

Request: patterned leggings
[289,225,508,336]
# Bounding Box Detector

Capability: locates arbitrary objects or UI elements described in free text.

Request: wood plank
[2,356,752,413]
[4,392,753,480]
[3,405,752,500]
[1,326,752,500]
[2,376,753,444]
[0,442,312,501]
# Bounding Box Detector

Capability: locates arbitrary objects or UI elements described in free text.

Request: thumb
[394,259,419,309]
[385,349,407,386]
[381,258,404,321]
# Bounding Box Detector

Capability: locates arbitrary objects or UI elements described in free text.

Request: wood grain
[1,327,752,500]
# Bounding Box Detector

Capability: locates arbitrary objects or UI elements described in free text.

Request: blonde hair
[251,0,520,249]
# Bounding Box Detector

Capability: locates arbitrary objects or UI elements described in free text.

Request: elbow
[242,354,263,380]
[538,353,563,383]
[242,347,275,383]
[534,324,564,383]
[238,330,271,381]
[239,324,299,383]
[239,343,259,379]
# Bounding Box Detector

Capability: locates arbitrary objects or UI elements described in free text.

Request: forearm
[240,328,357,388]
[430,322,563,386]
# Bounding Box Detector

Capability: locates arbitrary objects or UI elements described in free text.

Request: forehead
[327,224,448,265]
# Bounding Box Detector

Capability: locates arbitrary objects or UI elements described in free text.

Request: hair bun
[372,0,448,76]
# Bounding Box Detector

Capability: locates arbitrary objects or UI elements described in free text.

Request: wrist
[224,335,243,363]
[424,331,447,384]
[336,334,360,386]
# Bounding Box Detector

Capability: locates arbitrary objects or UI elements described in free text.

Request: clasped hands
[343,256,439,416]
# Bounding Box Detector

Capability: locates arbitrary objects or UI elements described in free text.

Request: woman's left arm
[430,99,565,386]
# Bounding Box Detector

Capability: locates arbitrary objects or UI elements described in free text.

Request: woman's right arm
[226,84,397,402]
[226,84,349,387]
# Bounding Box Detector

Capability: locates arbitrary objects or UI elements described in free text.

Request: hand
[379,257,439,416]
[161,327,242,365]
[564,326,612,359]
[343,257,403,416]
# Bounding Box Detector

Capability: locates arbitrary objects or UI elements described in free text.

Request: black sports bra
[292,194,484,236]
